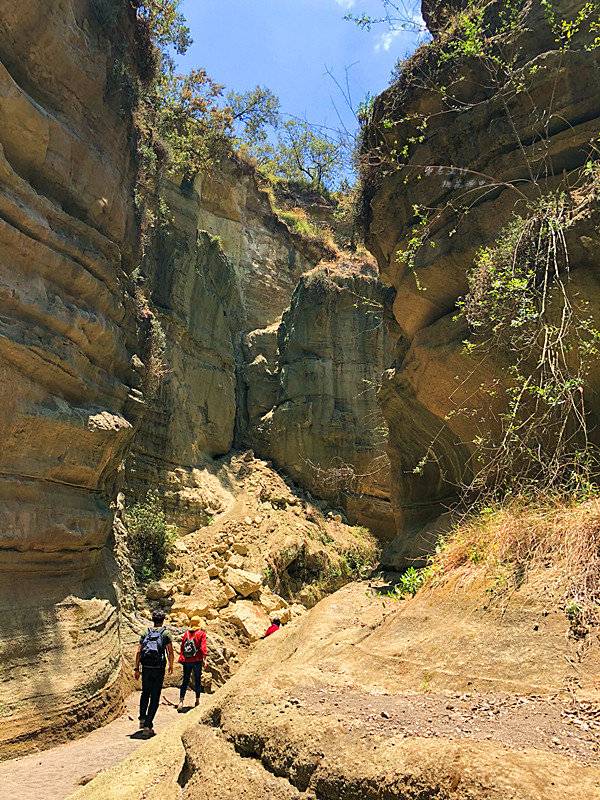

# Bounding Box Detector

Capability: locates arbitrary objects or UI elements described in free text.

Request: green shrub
[125,491,177,582]
[388,565,431,599]
[274,206,337,251]
[341,545,378,580]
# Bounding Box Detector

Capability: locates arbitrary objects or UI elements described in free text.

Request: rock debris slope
[0,2,144,756]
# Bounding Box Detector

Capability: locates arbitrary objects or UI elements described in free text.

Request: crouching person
[135,609,174,735]
[177,623,207,711]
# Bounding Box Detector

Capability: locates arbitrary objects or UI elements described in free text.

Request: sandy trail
[0,688,189,800]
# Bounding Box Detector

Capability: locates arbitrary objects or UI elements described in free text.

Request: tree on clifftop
[269,119,342,192]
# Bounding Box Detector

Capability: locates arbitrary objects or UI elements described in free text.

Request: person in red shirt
[263,618,281,638]
[177,626,207,711]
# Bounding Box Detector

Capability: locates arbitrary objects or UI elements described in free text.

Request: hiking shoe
[138,718,146,730]
[144,727,155,737]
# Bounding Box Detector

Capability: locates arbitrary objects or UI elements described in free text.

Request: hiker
[134,609,174,735]
[263,617,281,638]
[177,624,207,711]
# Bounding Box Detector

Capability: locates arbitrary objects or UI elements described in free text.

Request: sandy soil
[0,688,190,800]
[291,685,600,765]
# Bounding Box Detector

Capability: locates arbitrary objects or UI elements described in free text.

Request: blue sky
[177,0,424,137]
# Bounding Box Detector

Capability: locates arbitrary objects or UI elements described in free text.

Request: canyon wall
[131,163,396,540]
[246,260,397,539]
[363,0,600,562]
[0,1,144,755]
[129,164,335,529]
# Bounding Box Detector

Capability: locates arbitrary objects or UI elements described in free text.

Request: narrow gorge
[0,1,599,798]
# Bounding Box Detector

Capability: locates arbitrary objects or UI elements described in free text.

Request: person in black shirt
[134,609,174,735]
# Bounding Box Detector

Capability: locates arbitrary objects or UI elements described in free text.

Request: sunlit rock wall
[246,260,397,540]
[363,0,600,563]
[0,0,143,755]
[129,164,333,530]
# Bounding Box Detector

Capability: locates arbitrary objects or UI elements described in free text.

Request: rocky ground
[71,569,600,800]
[127,450,378,692]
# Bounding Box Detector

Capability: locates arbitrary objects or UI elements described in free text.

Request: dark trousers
[180,662,202,700]
[139,667,165,728]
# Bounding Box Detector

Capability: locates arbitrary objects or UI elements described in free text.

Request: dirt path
[0,688,191,800]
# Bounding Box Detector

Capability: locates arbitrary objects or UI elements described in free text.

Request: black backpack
[182,631,199,659]
[140,627,166,667]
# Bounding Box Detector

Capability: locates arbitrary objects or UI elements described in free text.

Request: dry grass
[274,206,338,252]
[435,497,600,622]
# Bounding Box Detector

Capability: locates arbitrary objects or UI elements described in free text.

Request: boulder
[257,590,288,614]
[289,604,307,618]
[232,542,250,556]
[190,580,233,610]
[146,581,172,601]
[223,568,263,598]
[222,583,236,602]
[221,601,271,641]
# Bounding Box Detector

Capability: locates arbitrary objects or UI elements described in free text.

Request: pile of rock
[146,539,304,642]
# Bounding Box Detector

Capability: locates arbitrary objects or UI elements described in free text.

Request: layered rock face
[194,160,331,330]
[0,2,142,755]
[363,0,600,560]
[129,164,334,530]
[131,164,394,539]
[246,260,397,539]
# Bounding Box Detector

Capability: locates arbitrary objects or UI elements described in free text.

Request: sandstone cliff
[129,161,395,542]
[246,259,397,540]
[0,1,144,756]
[362,0,600,561]
[128,163,335,530]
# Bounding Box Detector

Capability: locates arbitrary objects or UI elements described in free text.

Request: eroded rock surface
[0,1,142,755]
[128,166,333,530]
[133,452,378,689]
[71,571,600,800]
[246,259,397,540]
[363,0,600,558]
[129,166,396,544]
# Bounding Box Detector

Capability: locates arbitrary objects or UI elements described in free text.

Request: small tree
[270,119,342,192]
[227,86,280,161]
[150,67,233,179]
[125,491,177,582]
[135,0,192,56]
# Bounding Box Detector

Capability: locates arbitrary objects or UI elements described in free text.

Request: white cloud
[374,28,403,52]
[374,10,427,52]
[333,0,356,8]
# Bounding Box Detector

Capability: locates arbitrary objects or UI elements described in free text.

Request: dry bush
[436,497,600,622]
